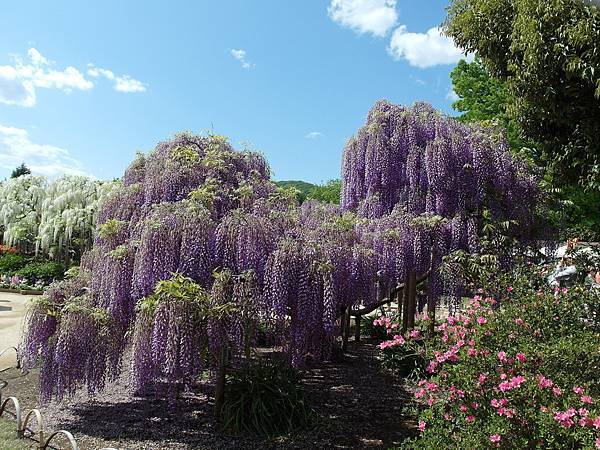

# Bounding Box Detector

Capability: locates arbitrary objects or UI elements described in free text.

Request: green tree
[11,163,31,178]
[444,0,600,190]
[450,58,527,152]
[308,179,341,204]
[450,57,600,240]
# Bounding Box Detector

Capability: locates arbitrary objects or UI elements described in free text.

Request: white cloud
[87,64,147,93]
[328,0,398,37]
[230,49,253,69]
[305,131,323,139]
[0,124,90,177]
[388,26,466,68]
[446,88,459,102]
[0,48,93,107]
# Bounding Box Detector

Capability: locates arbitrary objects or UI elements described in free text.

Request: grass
[0,417,28,450]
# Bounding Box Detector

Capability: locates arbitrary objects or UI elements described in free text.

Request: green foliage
[307,179,341,204]
[380,342,427,379]
[98,219,127,239]
[0,254,26,273]
[221,358,317,436]
[16,261,65,283]
[444,0,600,190]
[275,180,316,204]
[450,58,528,152]
[10,163,31,179]
[0,418,28,450]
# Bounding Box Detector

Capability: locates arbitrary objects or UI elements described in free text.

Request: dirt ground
[0,339,417,450]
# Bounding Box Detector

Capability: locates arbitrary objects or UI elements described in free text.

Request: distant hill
[275,179,340,205]
[275,180,316,198]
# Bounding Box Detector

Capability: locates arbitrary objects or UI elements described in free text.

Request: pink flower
[478,373,487,384]
[581,395,593,404]
[466,415,475,423]
[516,352,526,363]
[467,347,477,357]
[489,434,501,443]
[573,386,584,395]
[515,318,524,326]
[595,436,600,449]
[459,404,467,412]
[593,416,600,429]
[491,399,500,408]
[477,316,487,325]
[552,387,562,397]
[418,420,426,433]
[471,402,479,410]
[538,375,553,389]
[409,329,421,339]
[497,351,507,362]
[507,286,514,292]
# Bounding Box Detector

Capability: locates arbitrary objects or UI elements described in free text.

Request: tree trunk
[354,315,361,342]
[214,345,227,418]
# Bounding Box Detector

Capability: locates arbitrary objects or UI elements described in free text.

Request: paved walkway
[0,292,34,369]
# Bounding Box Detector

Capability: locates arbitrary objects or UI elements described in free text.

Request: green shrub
[380,342,427,379]
[0,254,26,273]
[17,261,64,283]
[221,358,316,436]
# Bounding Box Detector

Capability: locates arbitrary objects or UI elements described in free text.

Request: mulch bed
[1,339,417,449]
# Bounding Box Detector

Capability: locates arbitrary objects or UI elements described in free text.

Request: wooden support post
[214,345,227,418]
[407,271,417,330]
[354,315,361,342]
[401,275,410,333]
[427,297,436,335]
[342,306,351,352]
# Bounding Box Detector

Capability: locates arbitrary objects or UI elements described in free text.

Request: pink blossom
[478,373,487,384]
[538,375,553,389]
[477,316,487,325]
[507,286,514,292]
[552,387,562,397]
[491,399,500,408]
[409,329,421,339]
[593,416,600,429]
[515,352,526,363]
[573,386,584,395]
[471,402,478,410]
[467,347,477,357]
[459,404,467,412]
[497,351,507,362]
[595,437,600,449]
[581,395,593,404]
[466,415,475,423]
[418,420,426,433]
[489,434,501,443]
[514,318,524,326]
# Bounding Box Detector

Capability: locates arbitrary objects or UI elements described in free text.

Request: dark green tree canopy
[11,163,31,178]
[444,0,600,189]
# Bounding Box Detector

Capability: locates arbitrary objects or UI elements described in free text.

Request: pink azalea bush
[396,264,600,449]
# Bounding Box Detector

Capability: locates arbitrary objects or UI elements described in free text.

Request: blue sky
[0,0,466,183]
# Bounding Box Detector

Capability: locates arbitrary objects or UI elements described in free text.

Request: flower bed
[375,264,600,449]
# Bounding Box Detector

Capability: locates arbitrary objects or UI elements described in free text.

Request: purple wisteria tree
[342,101,540,325]
[20,101,540,403]
[19,132,373,401]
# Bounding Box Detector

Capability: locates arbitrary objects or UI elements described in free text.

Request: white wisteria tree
[0,174,117,263]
